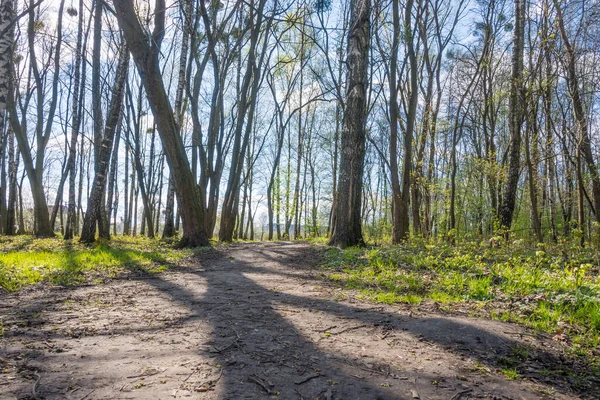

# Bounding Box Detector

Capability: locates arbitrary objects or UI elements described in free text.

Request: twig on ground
[451,388,473,400]
[503,331,551,340]
[79,389,96,400]
[32,372,41,400]
[212,328,242,353]
[271,306,301,313]
[294,372,321,385]
[208,367,224,387]
[183,368,197,383]
[213,338,239,353]
[127,369,162,379]
[332,324,369,335]
[248,374,275,395]
[318,325,338,333]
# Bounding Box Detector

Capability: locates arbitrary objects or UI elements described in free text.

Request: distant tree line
[0,0,599,248]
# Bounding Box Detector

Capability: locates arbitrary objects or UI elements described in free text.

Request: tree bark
[329,0,370,248]
[163,0,190,239]
[219,0,270,242]
[113,0,209,247]
[499,0,525,231]
[0,0,13,159]
[65,0,85,239]
[553,0,600,224]
[91,0,103,171]
[80,45,129,243]
[542,1,557,241]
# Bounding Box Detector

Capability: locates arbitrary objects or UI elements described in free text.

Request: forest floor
[0,242,598,399]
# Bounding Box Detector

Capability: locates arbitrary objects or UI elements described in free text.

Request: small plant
[501,367,519,380]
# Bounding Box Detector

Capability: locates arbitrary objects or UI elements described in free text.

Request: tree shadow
[118,243,596,398]
[1,242,597,399]
[120,248,409,399]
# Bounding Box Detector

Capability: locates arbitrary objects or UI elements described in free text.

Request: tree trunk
[219,0,270,242]
[554,0,600,223]
[163,1,190,239]
[525,114,543,242]
[329,0,370,248]
[542,2,557,241]
[106,121,121,234]
[64,0,84,239]
[162,177,176,238]
[80,45,129,243]
[5,125,16,234]
[91,0,103,171]
[113,0,209,247]
[0,126,6,234]
[499,0,525,231]
[0,0,13,169]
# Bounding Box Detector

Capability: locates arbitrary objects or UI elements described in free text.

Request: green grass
[0,235,193,292]
[320,238,600,362]
[501,367,519,380]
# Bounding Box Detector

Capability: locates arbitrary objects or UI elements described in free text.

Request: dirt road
[0,242,591,399]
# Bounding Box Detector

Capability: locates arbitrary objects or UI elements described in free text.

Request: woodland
[1,0,600,398]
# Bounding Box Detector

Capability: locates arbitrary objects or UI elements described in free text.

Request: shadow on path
[1,242,595,399]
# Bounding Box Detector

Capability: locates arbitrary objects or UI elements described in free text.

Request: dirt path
[0,242,593,399]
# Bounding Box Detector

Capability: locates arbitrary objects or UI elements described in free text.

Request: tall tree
[0,0,12,136]
[80,44,129,243]
[0,0,14,234]
[219,0,272,242]
[329,0,370,247]
[163,0,191,240]
[91,0,103,171]
[113,0,210,247]
[499,0,525,231]
[64,0,85,240]
[553,0,600,224]
[8,0,65,237]
[0,0,12,148]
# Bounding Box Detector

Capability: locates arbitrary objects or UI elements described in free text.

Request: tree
[163,0,191,240]
[553,0,600,225]
[64,0,85,240]
[499,0,525,231]
[329,0,370,248]
[113,0,210,247]
[0,0,12,146]
[219,0,273,242]
[0,0,14,234]
[80,44,129,243]
[8,0,65,237]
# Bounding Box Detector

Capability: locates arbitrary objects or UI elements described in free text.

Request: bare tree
[80,44,129,243]
[329,0,370,247]
[499,0,525,231]
[113,0,210,247]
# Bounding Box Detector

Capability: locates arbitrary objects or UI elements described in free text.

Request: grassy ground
[319,238,600,366]
[0,235,193,292]
[2,234,599,381]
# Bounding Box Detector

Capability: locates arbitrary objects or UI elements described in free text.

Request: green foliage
[0,236,191,292]
[501,367,519,380]
[320,239,600,358]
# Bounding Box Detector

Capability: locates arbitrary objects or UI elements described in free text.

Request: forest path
[0,242,588,399]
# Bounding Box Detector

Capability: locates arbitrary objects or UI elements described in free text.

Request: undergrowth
[320,237,600,365]
[0,235,193,292]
